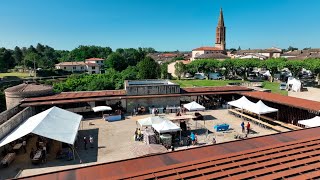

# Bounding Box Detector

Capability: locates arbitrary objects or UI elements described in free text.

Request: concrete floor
[1,109,286,179]
[288,87,320,102]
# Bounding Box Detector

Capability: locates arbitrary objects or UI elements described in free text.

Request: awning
[152,120,181,133]
[245,100,278,115]
[137,116,166,127]
[183,101,205,111]
[298,116,320,128]
[0,107,83,147]
[228,96,255,109]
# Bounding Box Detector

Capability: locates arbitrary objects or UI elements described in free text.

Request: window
[81,67,84,70]
[73,66,76,70]
[92,66,95,70]
[92,71,95,74]
[64,67,66,70]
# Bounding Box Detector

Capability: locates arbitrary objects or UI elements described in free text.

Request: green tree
[121,66,138,80]
[174,62,186,79]
[0,48,14,72]
[137,57,160,79]
[285,60,304,77]
[305,59,320,85]
[13,46,23,66]
[261,58,286,82]
[104,52,127,71]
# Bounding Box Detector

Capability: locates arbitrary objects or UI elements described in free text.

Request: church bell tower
[215,8,226,51]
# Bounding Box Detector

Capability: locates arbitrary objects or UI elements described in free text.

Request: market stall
[298,116,320,128]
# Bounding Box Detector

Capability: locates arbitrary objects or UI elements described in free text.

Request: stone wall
[126,96,180,113]
[0,105,21,125]
[0,107,35,140]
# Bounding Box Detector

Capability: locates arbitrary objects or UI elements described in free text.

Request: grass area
[0,72,31,78]
[172,80,243,87]
[173,79,288,96]
[262,82,288,96]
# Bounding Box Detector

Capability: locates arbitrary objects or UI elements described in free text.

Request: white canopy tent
[183,101,205,111]
[287,77,302,92]
[152,120,181,133]
[246,100,278,115]
[137,116,166,127]
[228,96,255,109]
[0,107,83,147]
[298,116,320,128]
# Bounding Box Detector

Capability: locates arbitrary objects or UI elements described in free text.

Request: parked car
[185,73,193,78]
[209,72,224,80]
[279,82,287,90]
[194,73,206,80]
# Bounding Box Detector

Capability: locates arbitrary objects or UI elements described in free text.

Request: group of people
[134,128,143,141]
[30,136,49,164]
[186,132,198,146]
[241,121,251,134]
[83,135,94,150]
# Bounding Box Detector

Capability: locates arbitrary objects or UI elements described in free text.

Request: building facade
[55,61,101,74]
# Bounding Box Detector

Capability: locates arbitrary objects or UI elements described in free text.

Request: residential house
[55,61,100,74]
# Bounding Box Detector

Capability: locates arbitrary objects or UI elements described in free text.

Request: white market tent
[228,96,255,109]
[298,116,320,128]
[92,106,112,112]
[287,77,302,92]
[152,120,181,133]
[246,100,278,115]
[0,107,83,147]
[137,116,166,127]
[183,101,205,111]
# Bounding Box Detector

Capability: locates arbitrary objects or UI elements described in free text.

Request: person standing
[83,136,88,150]
[29,148,35,159]
[22,140,27,153]
[89,136,94,148]
[246,122,251,135]
[241,122,245,133]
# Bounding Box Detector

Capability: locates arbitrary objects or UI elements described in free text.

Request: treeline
[174,58,320,81]
[0,43,156,72]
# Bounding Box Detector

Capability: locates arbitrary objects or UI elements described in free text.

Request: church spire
[215,8,226,51]
[217,8,224,27]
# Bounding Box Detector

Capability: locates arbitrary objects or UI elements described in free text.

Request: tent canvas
[287,77,302,92]
[0,107,83,147]
[92,106,112,112]
[137,116,166,127]
[183,101,205,111]
[245,100,278,115]
[228,96,255,109]
[152,120,181,133]
[298,116,320,128]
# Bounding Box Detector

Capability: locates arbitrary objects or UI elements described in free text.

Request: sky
[0,0,319,51]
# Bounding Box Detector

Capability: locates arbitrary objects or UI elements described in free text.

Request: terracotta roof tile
[85,58,105,61]
[19,128,320,180]
[193,47,223,51]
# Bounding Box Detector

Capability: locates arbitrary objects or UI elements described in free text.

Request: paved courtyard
[289,87,320,102]
[1,109,283,179]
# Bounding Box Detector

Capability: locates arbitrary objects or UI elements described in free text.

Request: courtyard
[0,109,286,179]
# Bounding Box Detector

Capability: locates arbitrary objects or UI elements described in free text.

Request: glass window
[92,66,95,70]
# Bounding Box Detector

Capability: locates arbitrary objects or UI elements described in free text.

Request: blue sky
[0,0,319,51]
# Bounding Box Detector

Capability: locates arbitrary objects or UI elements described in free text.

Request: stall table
[13,143,22,151]
[32,150,43,164]
[1,153,16,167]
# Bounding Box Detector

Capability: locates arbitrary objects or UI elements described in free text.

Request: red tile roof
[193,46,223,51]
[242,91,320,112]
[22,90,126,102]
[19,128,320,180]
[85,58,105,61]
